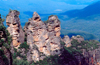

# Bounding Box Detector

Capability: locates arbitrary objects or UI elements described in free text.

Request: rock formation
[82,44,100,65]
[6,10,24,48]
[0,22,12,65]
[62,35,71,47]
[71,35,84,43]
[46,15,61,55]
[24,12,61,62]
[4,10,100,64]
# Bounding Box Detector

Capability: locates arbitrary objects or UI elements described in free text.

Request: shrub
[60,41,65,46]
[0,49,9,65]
[70,39,99,52]
[0,14,5,24]
[13,59,29,65]
[19,42,29,50]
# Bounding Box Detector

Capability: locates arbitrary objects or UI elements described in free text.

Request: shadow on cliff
[58,48,89,65]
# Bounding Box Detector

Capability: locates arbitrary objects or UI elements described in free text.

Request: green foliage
[2,43,10,49]
[12,54,61,65]
[13,59,29,65]
[13,51,27,60]
[0,39,4,43]
[61,38,100,56]
[0,25,6,31]
[0,30,12,48]
[0,21,12,47]
[61,29,97,40]
[85,40,99,51]
[14,42,29,60]
[60,17,100,40]
[0,49,9,65]
[19,42,29,50]
[13,42,29,61]
[0,15,12,64]
[60,41,65,46]
[13,52,17,59]
[0,14,5,24]
[71,39,99,52]
[34,55,60,65]
[14,48,17,52]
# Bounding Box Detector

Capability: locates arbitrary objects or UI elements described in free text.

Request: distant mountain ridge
[24,1,100,20]
[59,1,100,40]
[60,1,100,18]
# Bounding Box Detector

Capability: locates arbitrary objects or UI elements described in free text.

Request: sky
[0,0,100,26]
[0,0,100,14]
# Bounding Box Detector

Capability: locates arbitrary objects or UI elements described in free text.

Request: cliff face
[6,10,24,48]
[24,12,61,62]
[0,20,12,65]
[82,45,100,65]
[46,15,61,54]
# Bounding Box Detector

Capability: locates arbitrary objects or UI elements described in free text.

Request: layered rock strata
[24,12,61,62]
[46,15,61,55]
[6,10,24,48]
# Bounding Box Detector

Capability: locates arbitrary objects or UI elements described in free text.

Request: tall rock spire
[46,15,61,55]
[6,10,24,48]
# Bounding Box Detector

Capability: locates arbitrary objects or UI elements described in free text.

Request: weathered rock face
[71,35,84,43]
[82,46,100,65]
[46,15,61,55]
[6,10,24,48]
[4,10,100,64]
[62,35,71,47]
[24,12,61,62]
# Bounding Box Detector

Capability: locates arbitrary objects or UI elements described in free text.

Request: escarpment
[4,10,100,65]
[6,10,24,48]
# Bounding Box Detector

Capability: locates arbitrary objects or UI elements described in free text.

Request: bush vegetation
[64,39,100,55]
[61,29,97,40]
[0,49,9,65]
[0,14,5,24]
[0,14,12,49]
[18,42,29,50]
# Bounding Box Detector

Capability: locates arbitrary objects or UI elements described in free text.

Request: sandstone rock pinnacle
[24,12,61,62]
[6,10,24,48]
